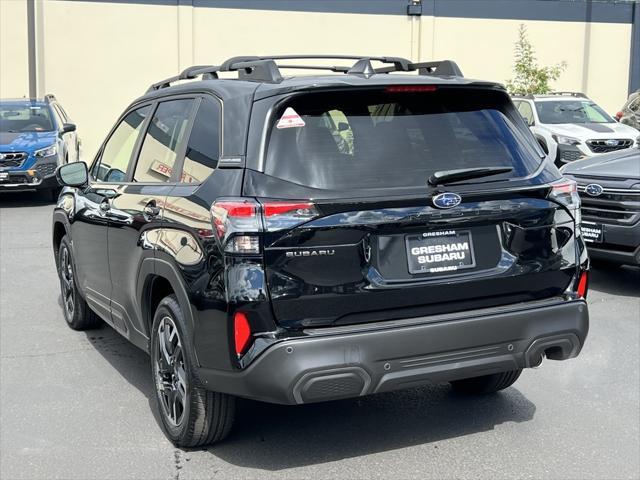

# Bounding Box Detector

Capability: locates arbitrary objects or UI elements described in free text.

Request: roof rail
[547,91,588,98]
[43,94,56,103]
[146,55,464,92]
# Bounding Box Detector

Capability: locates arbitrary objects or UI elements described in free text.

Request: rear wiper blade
[428,167,513,186]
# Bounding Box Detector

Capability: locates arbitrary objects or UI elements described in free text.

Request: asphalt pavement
[1,192,639,480]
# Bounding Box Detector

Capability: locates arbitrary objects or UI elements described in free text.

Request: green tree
[506,24,567,95]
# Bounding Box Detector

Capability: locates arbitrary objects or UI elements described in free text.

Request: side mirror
[56,161,88,187]
[520,114,534,127]
[61,123,76,135]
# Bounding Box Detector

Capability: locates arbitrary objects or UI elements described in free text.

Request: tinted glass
[94,105,151,183]
[181,97,221,183]
[0,103,54,132]
[265,89,542,193]
[535,100,614,124]
[134,99,193,183]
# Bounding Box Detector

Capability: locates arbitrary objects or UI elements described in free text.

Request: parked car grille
[0,152,27,168]
[561,150,583,162]
[586,139,633,154]
[36,162,57,177]
[577,184,640,225]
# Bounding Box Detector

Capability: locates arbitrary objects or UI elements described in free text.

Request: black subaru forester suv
[53,55,589,447]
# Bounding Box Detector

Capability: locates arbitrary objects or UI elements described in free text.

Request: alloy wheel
[60,245,75,319]
[154,316,187,427]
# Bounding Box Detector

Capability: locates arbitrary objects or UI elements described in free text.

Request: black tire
[150,295,235,447]
[57,236,102,330]
[450,369,522,395]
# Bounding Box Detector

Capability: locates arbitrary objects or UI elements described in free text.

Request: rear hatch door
[246,86,576,328]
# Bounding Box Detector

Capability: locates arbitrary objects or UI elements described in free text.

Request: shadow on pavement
[589,265,640,298]
[0,190,55,207]
[78,305,536,470]
[209,386,535,470]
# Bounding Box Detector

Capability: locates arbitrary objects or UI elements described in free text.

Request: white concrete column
[177,0,194,71]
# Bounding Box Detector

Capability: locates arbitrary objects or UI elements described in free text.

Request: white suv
[512,92,639,166]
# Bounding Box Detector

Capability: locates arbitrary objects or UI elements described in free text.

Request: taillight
[548,179,581,224]
[210,198,319,253]
[576,271,588,298]
[615,111,623,121]
[233,311,252,356]
[262,201,318,232]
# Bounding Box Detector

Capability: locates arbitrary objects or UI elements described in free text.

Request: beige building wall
[425,16,632,116]
[0,1,634,159]
[38,0,180,159]
[0,0,30,98]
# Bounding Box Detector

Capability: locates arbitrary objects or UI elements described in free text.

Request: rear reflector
[385,85,437,93]
[577,271,588,298]
[233,312,252,356]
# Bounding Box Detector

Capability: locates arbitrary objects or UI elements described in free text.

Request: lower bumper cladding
[197,299,588,405]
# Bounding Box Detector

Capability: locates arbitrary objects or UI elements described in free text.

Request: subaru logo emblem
[432,192,462,209]
[604,139,619,147]
[585,183,604,197]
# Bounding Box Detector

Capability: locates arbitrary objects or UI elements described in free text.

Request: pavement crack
[1,347,94,359]
[173,449,183,480]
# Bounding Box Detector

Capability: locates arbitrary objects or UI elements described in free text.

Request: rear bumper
[197,299,589,404]
[589,244,640,266]
[587,222,640,266]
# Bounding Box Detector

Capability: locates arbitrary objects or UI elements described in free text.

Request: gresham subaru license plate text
[406,230,475,274]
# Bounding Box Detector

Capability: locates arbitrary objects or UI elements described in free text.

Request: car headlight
[34,144,58,158]
[553,135,581,146]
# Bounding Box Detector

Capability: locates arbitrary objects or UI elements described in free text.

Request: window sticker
[276,107,306,129]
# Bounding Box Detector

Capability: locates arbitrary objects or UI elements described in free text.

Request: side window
[94,105,151,183]
[629,98,640,113]
[133,99,194,183]
[516,102,534,125]
[181,97,221,183]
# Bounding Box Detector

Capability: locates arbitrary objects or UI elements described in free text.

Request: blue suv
[0,95,79,199]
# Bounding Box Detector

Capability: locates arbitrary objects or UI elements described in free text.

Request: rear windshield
[264,88,542,193]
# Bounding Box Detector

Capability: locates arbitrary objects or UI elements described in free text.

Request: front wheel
[450,369,522,394]
[150,295,235,447]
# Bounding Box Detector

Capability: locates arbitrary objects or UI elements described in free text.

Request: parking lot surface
[1,193,639,480]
